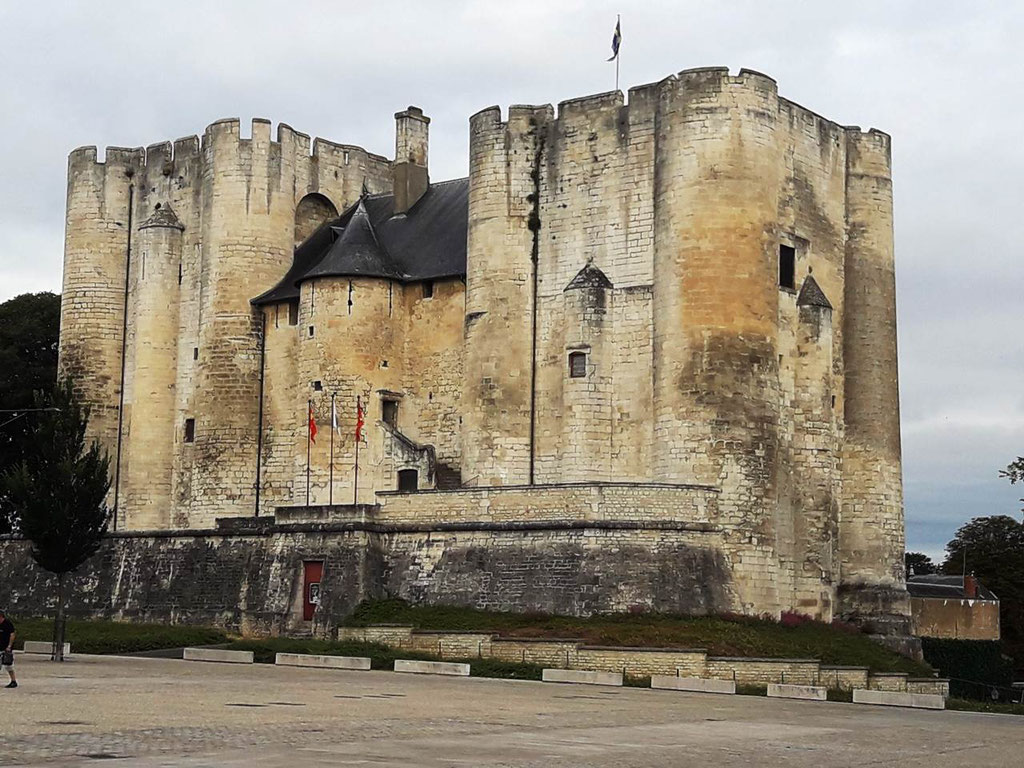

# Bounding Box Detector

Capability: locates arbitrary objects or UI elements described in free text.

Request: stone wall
[911,596,1001,641]
[59,121,392,530]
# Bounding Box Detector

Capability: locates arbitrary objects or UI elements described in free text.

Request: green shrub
[14,618,228,655]
[921,638,1014,700]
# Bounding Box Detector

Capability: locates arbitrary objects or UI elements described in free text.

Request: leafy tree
[1001,457,1024,514]
[942,515,1024,674]
[905,551,937,577]
[0,292,61,533]
[1,380,110,661]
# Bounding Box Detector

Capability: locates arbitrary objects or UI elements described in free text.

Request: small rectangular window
[308,325,315,337]
[184,418,195,443]
[397,468,418,492]
[382,399,398,427]
[193,347,199,361]
[422,281,434,299]
[287,300,299,326]
[569,351,587,378]
[313,380,323,391]
[779,244,796,290]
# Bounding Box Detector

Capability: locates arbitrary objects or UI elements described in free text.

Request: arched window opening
[294,193,338,247]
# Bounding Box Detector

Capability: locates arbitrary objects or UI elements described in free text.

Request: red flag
[355,397,364,443]
[308,402,318,444]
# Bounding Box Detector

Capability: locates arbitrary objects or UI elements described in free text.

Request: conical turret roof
[796,275,832,309]
[302,200,403,281]
[140,203,184,230]
[564,262,613,291]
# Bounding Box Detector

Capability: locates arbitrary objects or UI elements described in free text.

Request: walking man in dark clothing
[0,609,17,688]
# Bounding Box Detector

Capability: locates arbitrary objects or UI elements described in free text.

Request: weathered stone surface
[853,689,945,710]
[650,675,735,694]
[766,683,827,701]
[542,669,623,687]
[50,68,909,632]
[275,653,370,671]
[22,641,70,656]
[183,648,253,664]
[394,659,470,676]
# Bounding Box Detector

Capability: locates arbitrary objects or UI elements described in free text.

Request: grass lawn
[14,618,228,655]
[344,599,934,677]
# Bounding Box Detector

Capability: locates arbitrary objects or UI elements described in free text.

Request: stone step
[766,683,827,701]
[275,653,371,671]
[650,675,735,694]
[542,669,623,687]
[853,689,945,710]
[22,641,71,656]
[183,647,254,664]
[393,659,470,676]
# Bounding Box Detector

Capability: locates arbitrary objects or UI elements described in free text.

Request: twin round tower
[58,68,910,632]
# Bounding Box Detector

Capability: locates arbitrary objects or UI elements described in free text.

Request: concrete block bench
[183,647,254,664]
[853,689,945,710]
[275,653,371,671]
[23,641,71,656]
[542,669,623,687]
[393,659,470,676]
[767,683,827,701]
[650,675,735,694]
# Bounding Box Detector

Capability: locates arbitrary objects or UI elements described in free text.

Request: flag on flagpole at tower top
[308,402,318,444]
[607,17,621,61]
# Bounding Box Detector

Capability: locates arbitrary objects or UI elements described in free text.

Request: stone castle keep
[47,67,910,633]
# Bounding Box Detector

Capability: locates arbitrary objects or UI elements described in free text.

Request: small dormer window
[569,351,587,378]
[422,281,434,299]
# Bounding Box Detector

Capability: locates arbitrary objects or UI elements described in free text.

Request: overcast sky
[1,1,1020,560]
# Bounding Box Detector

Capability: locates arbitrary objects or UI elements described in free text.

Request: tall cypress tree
[2,380,110,660]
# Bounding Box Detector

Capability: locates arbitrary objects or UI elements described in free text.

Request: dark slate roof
[253,178,467,305]
[140,203,184,230]
[796,275,832,309]
[565,262,614,291]
[907,575,998,601]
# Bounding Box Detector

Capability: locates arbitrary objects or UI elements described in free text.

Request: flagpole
[329,392,335,506]
[306,398,312,506]
[353,396,360,505]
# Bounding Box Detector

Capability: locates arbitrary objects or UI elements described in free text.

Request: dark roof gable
[253,178,468,306]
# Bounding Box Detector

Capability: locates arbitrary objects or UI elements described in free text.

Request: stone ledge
[650,675,735,694]
[393,659,470,676]
[542,669,623,687]
[183,648,254,664]
[23,641,70,656]
[853,689,945,710]
[766,683,827,701]
[275,653,370,671]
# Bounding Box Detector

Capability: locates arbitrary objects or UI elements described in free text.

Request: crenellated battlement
[68,118,391,197]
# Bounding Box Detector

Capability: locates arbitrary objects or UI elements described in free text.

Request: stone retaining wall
[337,625,949,696]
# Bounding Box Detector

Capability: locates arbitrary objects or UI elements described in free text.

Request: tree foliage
[942,515,1024,674]
[0,292,61,533]
[904,551,937,576]
[2,380,110,574]
[1002,456,1024,514]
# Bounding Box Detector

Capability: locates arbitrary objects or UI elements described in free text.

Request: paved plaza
[0,654,1017,767]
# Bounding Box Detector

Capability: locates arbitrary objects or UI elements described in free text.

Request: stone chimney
[393,106,430,215]
[964,574,978,599]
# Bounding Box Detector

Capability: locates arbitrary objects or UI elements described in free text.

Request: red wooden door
[303,561,324,621]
